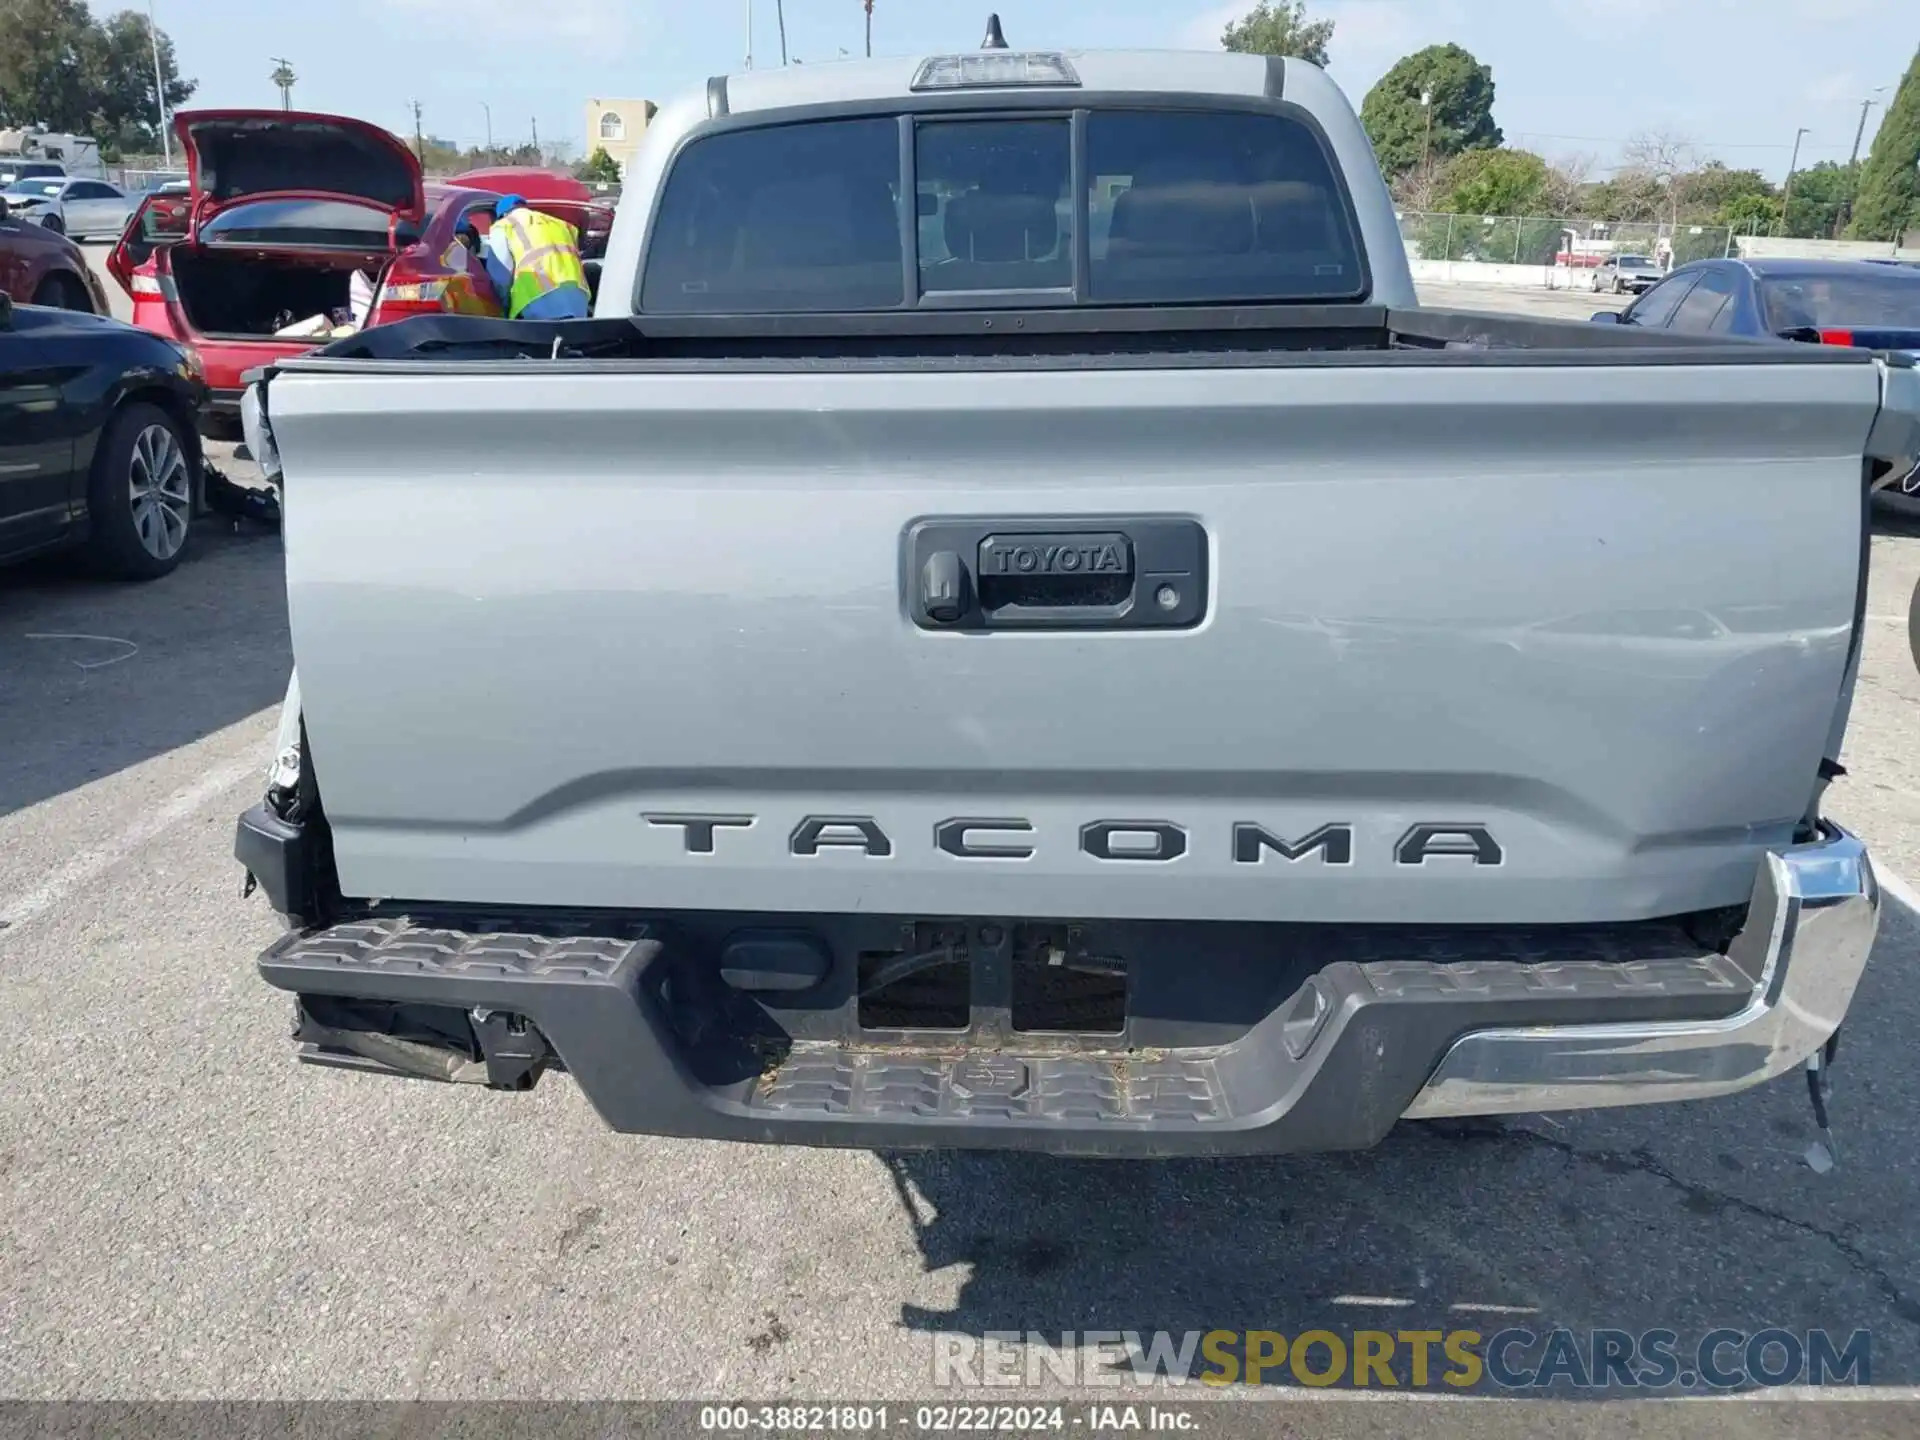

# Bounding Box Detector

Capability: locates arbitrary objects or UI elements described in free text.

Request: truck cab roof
[712,47,1297,115]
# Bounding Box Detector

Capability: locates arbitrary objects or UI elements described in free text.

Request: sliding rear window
[639,105,1364,314]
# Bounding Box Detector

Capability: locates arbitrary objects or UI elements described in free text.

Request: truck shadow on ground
[0,524,289,817]
[880,901,1920,1393]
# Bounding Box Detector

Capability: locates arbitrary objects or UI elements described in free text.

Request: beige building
[584,98,657,178]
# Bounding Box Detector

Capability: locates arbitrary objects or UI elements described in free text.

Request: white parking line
[0,754,263,937]
[1875,860,1920,916]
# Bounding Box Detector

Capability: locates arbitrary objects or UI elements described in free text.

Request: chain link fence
[1396,211,1742,279]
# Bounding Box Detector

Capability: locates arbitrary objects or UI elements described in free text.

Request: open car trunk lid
[175,108,425,240]
[257,326,1914,928]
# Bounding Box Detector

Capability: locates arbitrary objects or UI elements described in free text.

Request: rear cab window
[639,103,1365,314]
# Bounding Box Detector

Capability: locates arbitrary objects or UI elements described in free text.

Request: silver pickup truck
[236,42,1920,1156]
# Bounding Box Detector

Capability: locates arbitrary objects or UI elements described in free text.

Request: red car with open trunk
[111,112,609,430]
[108,109,428,427]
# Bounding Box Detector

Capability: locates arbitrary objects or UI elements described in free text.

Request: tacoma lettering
[642,812,1500,866]
[1232,822,1354,866]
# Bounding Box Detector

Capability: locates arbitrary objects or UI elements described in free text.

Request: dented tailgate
[264,354,1886,926]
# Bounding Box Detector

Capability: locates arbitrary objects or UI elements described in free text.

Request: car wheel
[1911,573,1920,677]
[84,402,195,580]
[40,213,64,235]
[30,273,92,312]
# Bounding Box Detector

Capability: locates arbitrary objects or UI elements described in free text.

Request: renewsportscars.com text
[931,1327,1872,1390]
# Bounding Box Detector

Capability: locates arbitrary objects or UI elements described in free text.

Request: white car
[0,176,133,240]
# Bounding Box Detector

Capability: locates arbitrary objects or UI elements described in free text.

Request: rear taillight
[1818,328,1856,347]
[369,270,448,326]
[130,266,176,301]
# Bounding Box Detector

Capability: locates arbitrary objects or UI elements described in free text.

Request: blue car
[1592,255,1920,354]
[1595,257,1920,513]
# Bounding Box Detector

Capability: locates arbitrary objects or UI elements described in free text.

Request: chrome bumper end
[1403,822,1880,1119]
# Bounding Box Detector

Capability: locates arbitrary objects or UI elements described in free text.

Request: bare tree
[1390,160,1446,211]
[1620,128,1699,230]
[1539,152,1595,216]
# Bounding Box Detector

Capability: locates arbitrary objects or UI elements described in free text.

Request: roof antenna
[980,12,1008,48]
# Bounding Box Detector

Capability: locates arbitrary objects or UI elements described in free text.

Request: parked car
[237,47,1903,1157]
[109,113,604,430]
[108,108,428,429]
[1589,253,1663,293]
[447,165,616,259]
[0,175,134,239]
[1593,257,1920,510]
[0,159,65,188]
[0,289,207,577]
[0,194,110,312]
[350,180,611,327]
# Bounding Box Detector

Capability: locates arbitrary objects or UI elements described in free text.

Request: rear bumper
[1403,823,1877,1118]
[241,816,1877,1156]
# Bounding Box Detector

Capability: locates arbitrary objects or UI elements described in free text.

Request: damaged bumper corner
[1402,821,1879,1119]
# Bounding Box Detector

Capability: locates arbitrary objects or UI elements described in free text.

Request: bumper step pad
[259,914,1754,1154]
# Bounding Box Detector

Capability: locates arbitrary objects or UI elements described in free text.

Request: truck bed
[292,302,1874,368]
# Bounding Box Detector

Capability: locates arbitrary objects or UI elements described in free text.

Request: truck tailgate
[268,357,1881,925]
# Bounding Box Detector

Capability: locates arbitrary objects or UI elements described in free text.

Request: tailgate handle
[905,517,1207,632]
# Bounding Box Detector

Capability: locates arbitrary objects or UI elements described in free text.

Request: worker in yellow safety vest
[480,194,591,320]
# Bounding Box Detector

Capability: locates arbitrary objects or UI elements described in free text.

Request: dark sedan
[0,292,208,578]
[1592,256,1920,351]
[1594,257,1920,510]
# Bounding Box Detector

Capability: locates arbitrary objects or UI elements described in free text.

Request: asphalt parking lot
[3,263,1920,1419]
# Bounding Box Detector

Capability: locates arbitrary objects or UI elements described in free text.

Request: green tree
[0,0,98,132]
[1717,191,1780,235]
[1360,44,1501,179]
[88,9,195,154]
[1781,160,1854,239]
[1847,48,1919,242]
[1439,147,1548,216]
[1219,0,1333,67]
[1675,161,1773,222]
[0,0,193,156]
[575,146,623,185]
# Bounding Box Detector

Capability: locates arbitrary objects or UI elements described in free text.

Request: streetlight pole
[1419,89,1434,198]
[146,0,171,166]
[482,101,492,154]
[776,0,788,64]
[745,0,753,68]
[865,0,873,58]
[1778,126,1810,236]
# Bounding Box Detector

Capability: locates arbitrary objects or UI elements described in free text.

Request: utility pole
[1837,89,1886,235]
[410,99,424,162]
[745,0,753,68]
[146,0,171,165]
[481,102,492,153]
[1420,90,1433,186]
[530,116,540,159]
[270,56,297,111]
[776,0,788,64]
[1778,126,1810,236]
[864,0,873,57]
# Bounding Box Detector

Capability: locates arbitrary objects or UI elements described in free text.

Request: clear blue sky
[148,0,1911,181]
